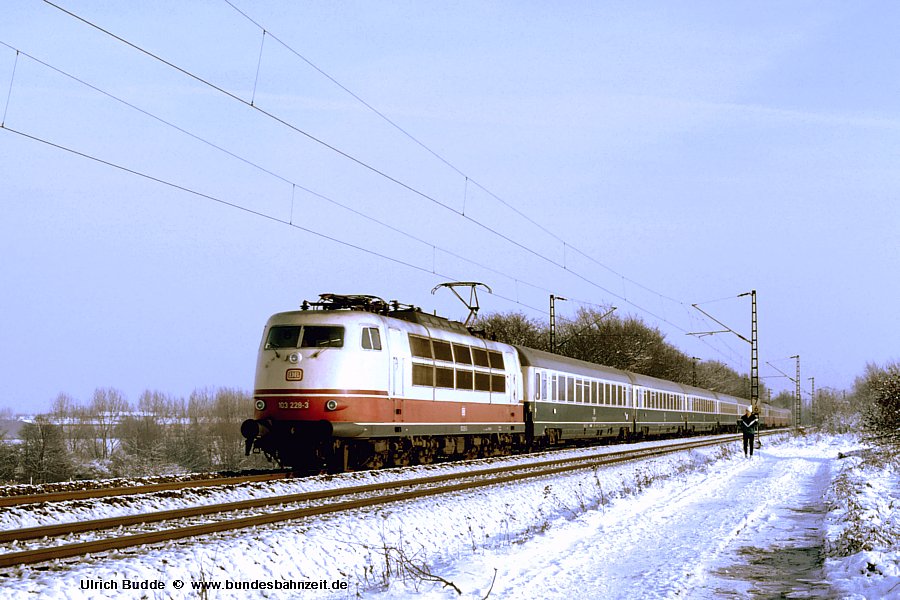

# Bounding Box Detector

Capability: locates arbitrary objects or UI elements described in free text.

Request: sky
[1,1,898,413]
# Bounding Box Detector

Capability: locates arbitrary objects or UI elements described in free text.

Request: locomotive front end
[242,308,389,469]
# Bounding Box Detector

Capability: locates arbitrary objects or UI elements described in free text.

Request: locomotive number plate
[278,400,309,409]
[285,369,304,381]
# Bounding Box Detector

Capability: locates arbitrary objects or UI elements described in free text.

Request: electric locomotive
[241,294,524,471]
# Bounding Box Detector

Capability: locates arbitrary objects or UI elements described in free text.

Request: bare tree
[210,388,253,470]
[88,388,130,461]
[478,312,547,349]
[49,392,91,456]
[854,362,900,447]
[0,432,18,482]
[20,416,73,484]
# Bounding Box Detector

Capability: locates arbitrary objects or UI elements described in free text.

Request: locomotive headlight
[288,352,302,364]
[255,400,266,411]
[325,399,338,411]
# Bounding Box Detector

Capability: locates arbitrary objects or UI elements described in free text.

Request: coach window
[566,377,575,402]
[433,340,453,362]
[541,372,547,400]
[453,344,472,365]
[361,327,382,350]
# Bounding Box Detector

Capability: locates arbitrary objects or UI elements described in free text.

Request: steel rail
[0,435,735,544]
[0,432,779,568]
[0,472,293,508]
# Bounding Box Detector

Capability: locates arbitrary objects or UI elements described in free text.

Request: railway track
[0,470,295,507]
[0,433,776,569]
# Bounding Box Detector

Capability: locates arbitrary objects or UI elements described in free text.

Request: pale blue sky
[1,1,898,413]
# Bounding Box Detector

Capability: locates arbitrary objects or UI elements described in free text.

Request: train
[241,294,791,471]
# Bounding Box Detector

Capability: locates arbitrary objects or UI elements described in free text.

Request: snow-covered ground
[0,432,896,599]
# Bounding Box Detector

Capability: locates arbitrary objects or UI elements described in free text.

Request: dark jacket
[739,413,758,436]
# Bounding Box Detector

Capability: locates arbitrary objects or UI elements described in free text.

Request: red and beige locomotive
[241,294,791,471]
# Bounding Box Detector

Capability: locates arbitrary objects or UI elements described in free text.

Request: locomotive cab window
[265,325,301,349]
[300,326,344,348]
[265,325,344,349]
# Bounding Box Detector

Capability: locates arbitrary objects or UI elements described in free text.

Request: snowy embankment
[0,433,896,599]
[823,444,900,599]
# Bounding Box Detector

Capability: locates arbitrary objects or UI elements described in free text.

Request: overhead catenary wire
[40,1,694,325]
[0,112,741,367]
[1,123,549,308]
[220,0,689,309]
[43,0,632,315]
[7,6,752,369]
[0,40,600,317]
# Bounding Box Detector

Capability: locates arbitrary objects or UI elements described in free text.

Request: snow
[0,432,896,599]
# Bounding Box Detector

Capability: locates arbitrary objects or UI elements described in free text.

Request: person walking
[738,405,758,458]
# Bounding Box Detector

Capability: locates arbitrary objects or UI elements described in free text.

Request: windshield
[265,325,345,349]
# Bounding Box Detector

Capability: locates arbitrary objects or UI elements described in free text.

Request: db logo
[286,369,304,381]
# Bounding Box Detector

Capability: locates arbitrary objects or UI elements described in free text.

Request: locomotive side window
[472,348,490,367]
[435,366,454,388]
[491,374,506,393]
[412,364,434,386]
[409,335,433,359]
[433,340,453,362]
[361,327,382,350]
[475,372,491,392]
[488,350,504,369]
[301,326,344,348]
[452,344,472,365]
[456,369,474,390]
[265,326,301,349]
